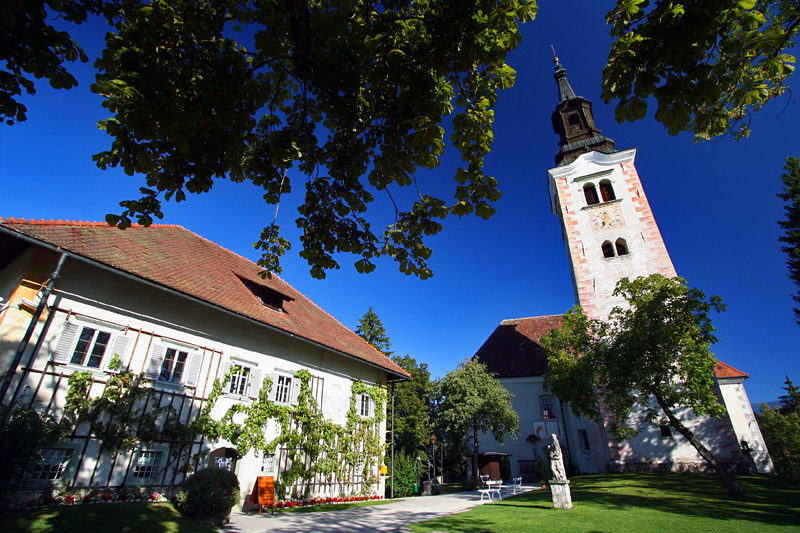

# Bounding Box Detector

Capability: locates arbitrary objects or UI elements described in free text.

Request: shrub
[174,467,240,526]
[0,400,64,507]
[387,452,420,498]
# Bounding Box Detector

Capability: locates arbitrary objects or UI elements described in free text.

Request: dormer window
[237,276,292,312]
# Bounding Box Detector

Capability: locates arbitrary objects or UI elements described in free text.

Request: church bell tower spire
[546,53,676,321]
[550,53,616,166]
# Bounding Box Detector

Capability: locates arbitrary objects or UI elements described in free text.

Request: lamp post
[439,441,444,482]
[430,435,437,481]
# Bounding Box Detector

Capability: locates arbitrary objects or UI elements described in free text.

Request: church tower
[546,56,676,321]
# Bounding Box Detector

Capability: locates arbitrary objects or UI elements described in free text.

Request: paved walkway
[222,486,536,533]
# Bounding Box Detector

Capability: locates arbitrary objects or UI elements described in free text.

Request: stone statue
[546,434,567,482]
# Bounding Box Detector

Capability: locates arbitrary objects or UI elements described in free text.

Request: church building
[472,57,773,480]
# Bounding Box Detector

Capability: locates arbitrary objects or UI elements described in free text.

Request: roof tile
[1,218,408,379]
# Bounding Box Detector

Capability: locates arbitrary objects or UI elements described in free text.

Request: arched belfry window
[568,113,582,133]
[615,238,629,256]
[584,183,599,206]
[601,241,615,258]
[599,180,616,202]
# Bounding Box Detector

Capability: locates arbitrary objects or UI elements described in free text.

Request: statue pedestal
[549,479,573,510]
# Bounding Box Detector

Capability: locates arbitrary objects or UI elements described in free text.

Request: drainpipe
[0,252,67,408]
[390,386,395,499]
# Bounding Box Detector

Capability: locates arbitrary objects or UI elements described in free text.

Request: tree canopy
[603,0,798,140]
[758,376,800,477]
[390,354,433,455]
[436,358,518,482]
[779,156,800,326]
[355,306,392,355]
[541,274,745,495]
[2,0,537,279]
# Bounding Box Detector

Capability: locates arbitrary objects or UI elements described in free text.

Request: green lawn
[409,473,800,533]
[0,502,215,533]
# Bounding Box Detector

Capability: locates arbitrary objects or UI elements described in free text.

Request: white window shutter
[105,334,131,370]
[249,369,262,399]
[52,322,80,364]
[290,377,300,405]
[267,373,278,402]
[184,353,202,387]
[220,362,231,380]
[146,345,167,381]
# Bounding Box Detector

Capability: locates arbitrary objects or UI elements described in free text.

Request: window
[237,276,293,312]
[215,457,233,471]
[583,183,600,206]
[540,396,556,419]
[51,320,130,370]
[160,348,189,383]
[601,241,615,258]
[599,180,616,202]
[568,113,582,133]
[261,453,275,473]
[271,374,296,405]
[659,424,672,438]
[132,450,162,479]
[615,238,629,256]
[578,430,591,451]
[71,327,111,367]
[359,393,375,418]
[30,448,71,481]
[222,361,262,399]
[146,343,201,387]
[229,365,251,396]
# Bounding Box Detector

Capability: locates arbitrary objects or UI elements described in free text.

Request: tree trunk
[657,397,745,496]
[472,419,480,482]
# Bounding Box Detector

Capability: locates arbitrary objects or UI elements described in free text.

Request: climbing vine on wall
[61,367,387,497]
[201,368,387,498]
[62,370,205,473]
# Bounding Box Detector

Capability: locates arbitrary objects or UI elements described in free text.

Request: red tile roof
[714,360,749,380]
[0,218,409,380]
[474,315,564,378]
[475,313,747,382]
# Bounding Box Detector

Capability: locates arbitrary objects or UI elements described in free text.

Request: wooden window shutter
[104,334,131,370]
[146,345,167,381]
[184,353,202,387]
[51,321,80,364]
[249,369,262,399]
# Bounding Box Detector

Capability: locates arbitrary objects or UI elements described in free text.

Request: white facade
[0,221,404,506]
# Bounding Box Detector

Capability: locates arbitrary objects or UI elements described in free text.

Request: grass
[409,473,800,533]
[0,502,215,533]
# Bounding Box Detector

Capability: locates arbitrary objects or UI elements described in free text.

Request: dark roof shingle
[474,315,563,378]
[1,218,409,380]
[474,313,747,382]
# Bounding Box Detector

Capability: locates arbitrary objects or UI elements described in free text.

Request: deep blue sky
[1,3,798,404]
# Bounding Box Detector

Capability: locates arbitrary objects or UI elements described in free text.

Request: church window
[601,241,615,258]
[540,396,556,419]
[578,429,591,451]
[583,184,599,206]
[568,113,582,134]
[615,239,629,256]
[599,180,616,202]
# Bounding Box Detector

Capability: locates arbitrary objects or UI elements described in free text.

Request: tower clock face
[592,206,623,230]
